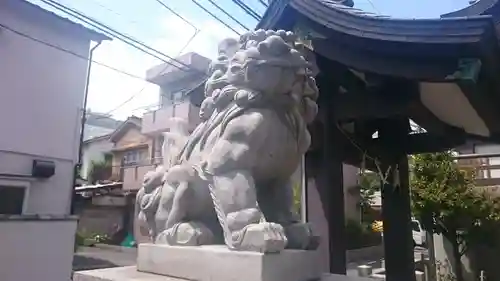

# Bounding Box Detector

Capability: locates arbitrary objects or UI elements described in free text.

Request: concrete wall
[343,164,361,221]
[0,1,91,212]
[306,163,360,272]
[0,218,78,281]
[142,101,201,135]
[0,4,90,213]
[0,3,94,281]
[123,165,155,191]
[0,4,90,163]
[77,206,124,236]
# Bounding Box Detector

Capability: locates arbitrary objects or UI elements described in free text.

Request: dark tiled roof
[258,0,494,44]
[318,0,390,19]
[442,0,499,19]
[5,0,110,42]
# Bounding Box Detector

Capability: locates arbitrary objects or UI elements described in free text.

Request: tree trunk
[447,232,465,281]
[426,231,437,281]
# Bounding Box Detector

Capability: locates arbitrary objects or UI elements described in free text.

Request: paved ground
[73,246,136,271]
[346,246,428,277]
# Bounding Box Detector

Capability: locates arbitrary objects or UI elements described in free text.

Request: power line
[364,0,381,14]
[230,0,262,21]
[153,0,199,32]
[190,0,242,35]
[103,79,206,117]
[258,0,269,7]
[85,0,140,26]
[98,31,201,118]
[0,22,146,82]
[97,0,203,118]
[204,0,251,30]
[41,0,204,74]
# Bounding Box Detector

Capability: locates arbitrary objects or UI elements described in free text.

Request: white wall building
[0,1,109,280]
[80,112,121,180]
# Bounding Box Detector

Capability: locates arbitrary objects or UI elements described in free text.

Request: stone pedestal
[74,243,327,281]
[75,243,381,281]
[137,243,322,281]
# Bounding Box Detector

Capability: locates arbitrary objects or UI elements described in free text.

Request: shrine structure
[257,0,500,281]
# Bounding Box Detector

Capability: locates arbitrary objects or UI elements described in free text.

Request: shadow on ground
[73,255,118,271]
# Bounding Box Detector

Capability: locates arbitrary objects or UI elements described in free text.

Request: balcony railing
[141,102,201,135]
[111,158,163,191]
[456,152,500,194]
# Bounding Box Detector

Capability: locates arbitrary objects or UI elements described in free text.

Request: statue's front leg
[259,180,320,250]
[156,165,214,246]
[211,170,288,253]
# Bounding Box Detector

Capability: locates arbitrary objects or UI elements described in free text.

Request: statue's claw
[156,222,214,246]
[232,222,288,253]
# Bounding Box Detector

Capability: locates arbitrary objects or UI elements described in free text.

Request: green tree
[87,155,112,184]
[292,182,302,214]
[411,151,500,281]
[355,171,380,223]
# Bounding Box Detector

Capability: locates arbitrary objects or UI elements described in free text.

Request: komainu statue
[135,29,320,253]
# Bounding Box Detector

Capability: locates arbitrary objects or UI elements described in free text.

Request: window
[171,91,185,103]
[123,150,146,166]
[0,179,29,215]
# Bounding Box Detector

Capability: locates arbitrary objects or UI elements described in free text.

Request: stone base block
[137,243,322,281]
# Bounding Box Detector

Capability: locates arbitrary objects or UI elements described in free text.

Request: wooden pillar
[322,122,347,274]
[308,56,346,274]
[378,118,416,281]
[313,100,346,274]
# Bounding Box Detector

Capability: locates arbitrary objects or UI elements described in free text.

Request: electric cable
[153,0,199,32]
[190,0,242,35]
[41,0,203,74]
[0,22,145,81]
[95,1,202,118]
[230,0,262,20]
[204,0,251,30]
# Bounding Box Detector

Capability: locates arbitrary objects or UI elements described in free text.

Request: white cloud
[86,15,240,120]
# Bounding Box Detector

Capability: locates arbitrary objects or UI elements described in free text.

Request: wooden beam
[398,81,469,138]
[370,132,467,155]
[337,131,466,169]
[315,55,366,95]
[332,92,409,121]
[453,59,500,135]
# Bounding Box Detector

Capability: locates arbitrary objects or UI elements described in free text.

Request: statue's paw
[232,222,288,253]
[284,222,320,250]
[155,222,214,246]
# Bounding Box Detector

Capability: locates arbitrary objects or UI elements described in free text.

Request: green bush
[74,232,84,252]
[345,219,382,250]
[74,231,111,250]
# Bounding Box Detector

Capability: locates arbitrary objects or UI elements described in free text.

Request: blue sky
[30,0,472,120]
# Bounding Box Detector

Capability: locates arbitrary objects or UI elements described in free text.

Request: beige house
[0,1,109,281]
[108,116,153,190]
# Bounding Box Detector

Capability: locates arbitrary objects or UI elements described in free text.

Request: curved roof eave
[257,0,496,46]
[441,0,500,23]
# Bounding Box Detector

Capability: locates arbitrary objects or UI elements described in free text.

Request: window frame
[123,150,144,166]
[0,179,30,214]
